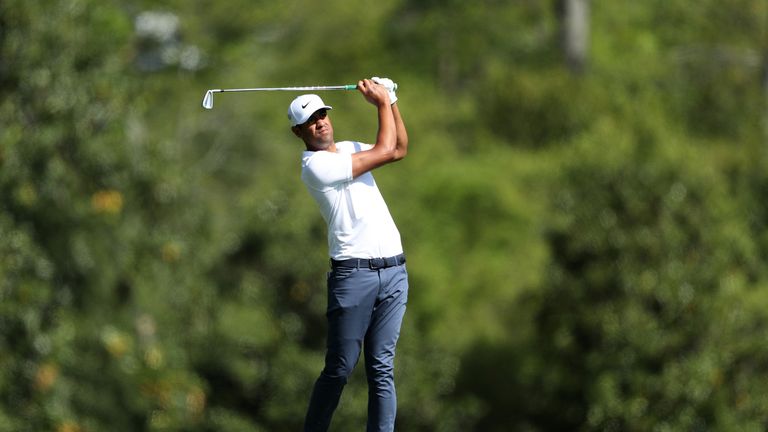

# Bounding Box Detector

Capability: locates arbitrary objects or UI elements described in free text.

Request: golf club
[202,85,364,110]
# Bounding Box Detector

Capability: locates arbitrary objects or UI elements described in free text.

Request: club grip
[344,83,398,90]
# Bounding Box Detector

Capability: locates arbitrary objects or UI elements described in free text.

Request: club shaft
[211,85,357,93]
[201,84,371,109]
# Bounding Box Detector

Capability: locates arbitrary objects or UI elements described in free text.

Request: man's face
[293,109,334,151]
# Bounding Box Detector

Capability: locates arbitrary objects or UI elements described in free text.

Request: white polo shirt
[301,141,403,260]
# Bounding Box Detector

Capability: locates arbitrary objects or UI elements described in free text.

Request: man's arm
[391,101,408,159]
[351,79,407,179]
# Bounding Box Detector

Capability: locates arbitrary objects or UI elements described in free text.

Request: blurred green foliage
[1,0,767,430]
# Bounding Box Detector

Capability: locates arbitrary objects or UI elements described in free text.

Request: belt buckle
[369,258,385,270]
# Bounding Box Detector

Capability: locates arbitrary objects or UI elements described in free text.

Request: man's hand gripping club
[372,77,397,104]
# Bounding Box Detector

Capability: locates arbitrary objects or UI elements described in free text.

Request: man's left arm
[391,101,408,160]
[350,78,409,178]
[372,77,408,159]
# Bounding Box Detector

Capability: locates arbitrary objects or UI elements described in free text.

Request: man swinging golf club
[289,77,408,432]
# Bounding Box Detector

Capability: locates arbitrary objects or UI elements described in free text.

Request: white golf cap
[287,94,332,126]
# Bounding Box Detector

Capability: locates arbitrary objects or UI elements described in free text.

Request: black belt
[331,253,406,270]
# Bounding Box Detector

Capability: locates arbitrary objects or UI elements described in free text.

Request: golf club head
[202,90,214,109]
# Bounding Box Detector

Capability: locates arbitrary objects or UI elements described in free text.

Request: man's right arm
[351,79,405,179]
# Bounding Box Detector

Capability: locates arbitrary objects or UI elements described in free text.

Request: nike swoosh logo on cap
[301,101,310,109]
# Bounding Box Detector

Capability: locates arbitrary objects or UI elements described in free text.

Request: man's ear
[291,125,302,137]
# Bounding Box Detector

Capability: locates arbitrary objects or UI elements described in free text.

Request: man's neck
[306,141,336,152]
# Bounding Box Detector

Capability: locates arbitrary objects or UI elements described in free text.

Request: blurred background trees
[1,0,767,430]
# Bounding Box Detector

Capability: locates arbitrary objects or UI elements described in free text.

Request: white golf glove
[372,76,398,104]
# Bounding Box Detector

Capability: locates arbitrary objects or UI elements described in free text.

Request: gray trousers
[304,259,409,432]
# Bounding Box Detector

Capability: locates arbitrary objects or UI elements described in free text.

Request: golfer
[288,77,409,432]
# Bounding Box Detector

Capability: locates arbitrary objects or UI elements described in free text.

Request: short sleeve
[301,151,353,189]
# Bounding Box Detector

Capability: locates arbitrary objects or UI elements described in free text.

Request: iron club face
[202,90,215,109]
